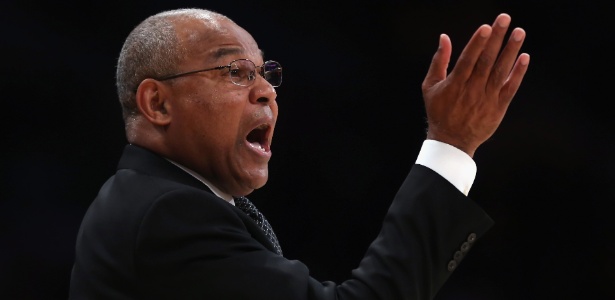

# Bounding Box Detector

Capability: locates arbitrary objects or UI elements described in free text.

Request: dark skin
[423,13,529,158]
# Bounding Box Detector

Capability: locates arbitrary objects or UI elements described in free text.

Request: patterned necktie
[234,196,283,256]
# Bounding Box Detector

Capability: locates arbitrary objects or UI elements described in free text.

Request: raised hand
[422,13,530,157]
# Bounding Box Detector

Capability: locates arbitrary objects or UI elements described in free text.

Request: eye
[234,68,256,81]
[247,70,257,81]
[229,67,241,77]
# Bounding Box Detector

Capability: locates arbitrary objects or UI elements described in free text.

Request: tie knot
[235,196,256,212]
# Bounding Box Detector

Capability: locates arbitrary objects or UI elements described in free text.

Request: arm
[134,168,492,300]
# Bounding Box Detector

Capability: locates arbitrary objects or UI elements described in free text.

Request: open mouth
[246,123,271,152]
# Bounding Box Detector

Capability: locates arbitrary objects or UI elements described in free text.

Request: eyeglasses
[155,59,282,87]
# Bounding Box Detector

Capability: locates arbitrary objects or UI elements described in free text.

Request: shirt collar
[165,159,235,205]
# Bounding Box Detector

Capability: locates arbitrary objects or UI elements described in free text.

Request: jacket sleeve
[135,164,493,300]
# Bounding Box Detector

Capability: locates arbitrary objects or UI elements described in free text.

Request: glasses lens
[263,61,282,87]
[230,60,256,86]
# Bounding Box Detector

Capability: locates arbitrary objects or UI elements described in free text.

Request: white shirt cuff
[415,139,476,196]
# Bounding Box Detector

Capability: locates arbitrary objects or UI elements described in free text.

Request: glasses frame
[155,58,282,87]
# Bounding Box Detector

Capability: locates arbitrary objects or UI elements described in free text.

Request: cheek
[199,87,245,111]
[182,85,249,138]
[188,89,227,119]
[206,99,248,142]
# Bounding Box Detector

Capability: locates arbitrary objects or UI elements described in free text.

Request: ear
[135,79,172,126]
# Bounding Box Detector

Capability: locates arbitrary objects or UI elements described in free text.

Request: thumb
[422,34,451,90]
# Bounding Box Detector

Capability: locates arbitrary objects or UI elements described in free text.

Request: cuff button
[447,260,458,272]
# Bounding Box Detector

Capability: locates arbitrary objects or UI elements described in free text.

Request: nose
[250,76,277,104]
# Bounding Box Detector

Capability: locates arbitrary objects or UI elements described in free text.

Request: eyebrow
[211,47,242,59]
[210,47,266,61]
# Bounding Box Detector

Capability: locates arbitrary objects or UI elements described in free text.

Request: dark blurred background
[2,0,614,299]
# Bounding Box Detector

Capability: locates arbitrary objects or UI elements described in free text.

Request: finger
[470,13,512,84]
[448,24,492,82]
[422,34,452,90]
[500,53,530,105]
[487,27,526,93]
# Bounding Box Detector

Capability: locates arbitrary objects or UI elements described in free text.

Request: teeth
[250,142,265,151]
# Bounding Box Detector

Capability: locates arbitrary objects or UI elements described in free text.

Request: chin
[251,177,268,190]
[249,172,269,189]
[235,181,265,197]
[234,167,269,194]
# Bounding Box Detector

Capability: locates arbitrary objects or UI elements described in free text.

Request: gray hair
[116,8,230,121]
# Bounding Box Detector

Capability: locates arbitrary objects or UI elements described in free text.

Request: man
[69,7,529,299]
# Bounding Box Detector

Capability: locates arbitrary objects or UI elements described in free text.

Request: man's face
[163,18,278,197]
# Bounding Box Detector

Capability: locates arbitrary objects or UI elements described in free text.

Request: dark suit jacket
[69,144,493,299]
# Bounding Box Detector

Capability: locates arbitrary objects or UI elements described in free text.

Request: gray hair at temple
[115,8,231,122]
